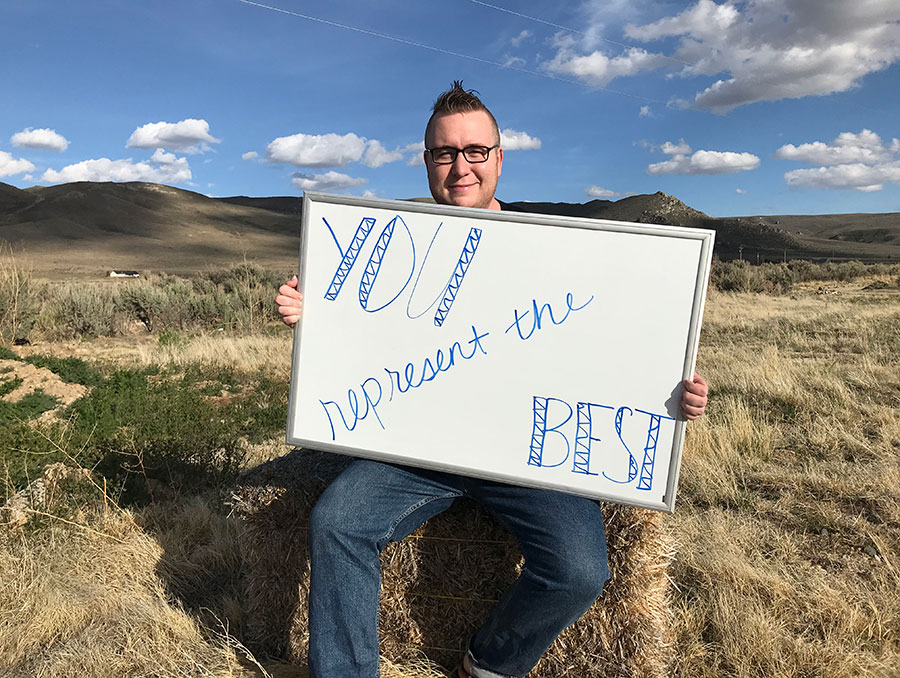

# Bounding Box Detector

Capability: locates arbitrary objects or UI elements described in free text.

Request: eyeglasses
[425,145,499,165]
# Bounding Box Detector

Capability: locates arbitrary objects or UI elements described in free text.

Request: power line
[464,0,698,70]
[237,0,679,109]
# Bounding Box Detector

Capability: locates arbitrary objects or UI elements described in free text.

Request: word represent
[529,397,674,491]
[319,325,490,441]
[505,292,593,341]
[322,215,482,326]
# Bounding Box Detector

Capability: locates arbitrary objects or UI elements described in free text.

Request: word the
[529,397,674,491]
[505,292,593,341]
[319,325,490,441]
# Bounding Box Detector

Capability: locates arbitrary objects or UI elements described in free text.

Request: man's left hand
[681,373,708,420]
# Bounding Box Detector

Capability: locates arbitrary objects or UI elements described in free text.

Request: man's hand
[681,373,708,421]
[275,275,304,328]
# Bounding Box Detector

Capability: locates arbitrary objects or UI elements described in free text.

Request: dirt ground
[0,359,86,422]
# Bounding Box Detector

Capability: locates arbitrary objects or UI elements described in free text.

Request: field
[1,256,899,677]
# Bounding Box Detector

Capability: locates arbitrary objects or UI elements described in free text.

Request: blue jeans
[308,460,610,677]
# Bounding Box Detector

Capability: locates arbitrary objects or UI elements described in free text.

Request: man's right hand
[275,275,304,328]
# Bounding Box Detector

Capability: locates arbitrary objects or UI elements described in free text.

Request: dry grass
[136,332,293,374]
[0,495,447,678]
[0,510,247,678]
[1,281,899,677]
[673,284,900,678]
[0,243,39,345]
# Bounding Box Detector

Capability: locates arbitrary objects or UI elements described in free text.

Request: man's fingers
[276,294,303,308]
[681,404,704,420]
[683,373,708,397]
[681,373,708,421]
[682,390,707,408]
[278,285,303,300]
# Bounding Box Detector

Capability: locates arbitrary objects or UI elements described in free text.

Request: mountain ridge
[1,181,897,276]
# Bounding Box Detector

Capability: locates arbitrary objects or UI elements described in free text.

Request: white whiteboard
[287,192,714,512]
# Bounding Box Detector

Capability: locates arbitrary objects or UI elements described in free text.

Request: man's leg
[307,459,463,678]
[465,481,610,678]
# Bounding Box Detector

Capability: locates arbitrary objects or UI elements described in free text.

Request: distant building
[108,270,140,278]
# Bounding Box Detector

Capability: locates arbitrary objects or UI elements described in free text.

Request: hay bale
[230,450,674,677]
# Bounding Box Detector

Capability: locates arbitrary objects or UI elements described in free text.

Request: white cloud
[401,141,425,167]
[639,105,652,118]
[42,152,191,184]
[661,140,691,155]
[503,55,527,68]
[784,163,900,192]
[11,127,69,151]
[242,151,259,160]
[511,29,532,47]
[736,188,747,194]
[290,170,367,192]
[127,118,220,154]
[623,0,900,111]
[361,190,378,199]
[777,128,900,191]
[776,129,892,165]
[500,128,542,150]
[626,0,739,41]
[363,140,404,168]
[648,149,760,175]
[266,132,366,168]
[586,186,621,198]
[0,151,36,177]
[542,33,669,86]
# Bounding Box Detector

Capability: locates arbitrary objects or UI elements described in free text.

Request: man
[275,82,708,678]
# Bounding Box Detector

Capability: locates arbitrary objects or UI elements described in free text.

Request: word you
[323,215,481,326]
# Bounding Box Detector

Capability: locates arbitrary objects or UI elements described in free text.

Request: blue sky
[1,0,899,216]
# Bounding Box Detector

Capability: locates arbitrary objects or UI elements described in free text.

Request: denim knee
[528,547,610,606]
[309,490,377,551]
[559,557,609,604]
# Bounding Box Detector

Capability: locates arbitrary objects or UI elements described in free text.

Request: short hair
[425,80,500,146]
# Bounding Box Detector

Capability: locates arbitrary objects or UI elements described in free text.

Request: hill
[2,181,898,276]
[506,194,900,262]
[0,182,300,277]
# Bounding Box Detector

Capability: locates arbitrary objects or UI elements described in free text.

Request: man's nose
[449,152,471,174]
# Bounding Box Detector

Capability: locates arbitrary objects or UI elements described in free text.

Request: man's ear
[497,147,503,177]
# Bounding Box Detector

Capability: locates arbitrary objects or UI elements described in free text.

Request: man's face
[425,110,503,210]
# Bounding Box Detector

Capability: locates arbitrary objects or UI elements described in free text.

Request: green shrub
[25,355,104,386]
[0,388,59,423]
[206,263,280,331]
[37,283,120,338]
[0,346,20,361]
[711,260,795,294]
[157,328,187,349]
[712,258,900,294]
[0,375,23,397]
[7,264,286,340]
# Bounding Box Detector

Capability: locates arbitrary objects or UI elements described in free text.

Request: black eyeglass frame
[425,144,500,165]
